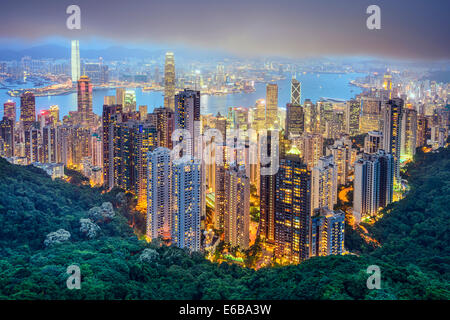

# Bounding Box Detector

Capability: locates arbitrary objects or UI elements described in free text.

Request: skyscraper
[416,114,427,148]
[49,105,60,125]
[291,78,301,105]
[274,150,311,264]
[265,83,278,127]
[102,104,122,189]
[171,157,202,251]
[164,52,176,111]
[153,107,174,149]
[71,40,80,84]
[77,76,93,127]
[3,101,16,121]
[259,130,279,243]
[353,150,394,222]
[116,88,125,107]
[174,89,201,158]
[42,125,58,163]
[400,107,417,162]
[311,155,338,216]
[310,207,345,257]
[0,117,14,157]
[383,98,403,183]
[20,91,36,130]
[224,165,250,249]
[253,99,266,132]
[214,144,228,231]
[285,103,304,138]
[360,97,383,133]
[147,147,172,241]
[346,99,360,136]
[124,90,136,113]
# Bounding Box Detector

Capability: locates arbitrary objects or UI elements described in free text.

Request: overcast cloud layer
[0,0,449,60]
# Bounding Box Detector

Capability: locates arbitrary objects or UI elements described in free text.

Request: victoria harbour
[1,72,364,121]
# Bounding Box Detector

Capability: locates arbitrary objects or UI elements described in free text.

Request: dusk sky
[1,0,449,60]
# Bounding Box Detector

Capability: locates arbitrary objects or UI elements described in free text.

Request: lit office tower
[346,99,360,136]
[71,40,80,84]
[259,130,279,243]
[311,155,337,216]
[285,103,304,138]
[147,147,172,241]
[49,105,60,125]
[20,91,36,130]
[116,88,125,107]
[274,149,311,264]
[224,165,250,249]
[360,97,382,133]
[124,90,136,113]
[265,83,278,127]
[364,131,383,154]
[153,107,174,149]
[135,123,158,208]
[77,76,93,127]
[253,99,266,131]
[164,52,176,111]
[113,121,157,205]
[353,150,394,223]
[171,157,202,251]
[42,125,58,163]
[291,78,301,105]
[310,207,345,257]
[174,89,201,157]
[416,115,427,148]
[102,104,122,189]
[383,73,393,99]
[3,101,16,121]
[0,117,14,157]
[400,107,417,162]
[104,96,116,106]
[383,98,403,183]
[304,99,319,133]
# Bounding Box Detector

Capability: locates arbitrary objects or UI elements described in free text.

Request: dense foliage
[0,149,449,300]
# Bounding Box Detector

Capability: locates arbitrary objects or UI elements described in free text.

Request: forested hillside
[0,149,449,300]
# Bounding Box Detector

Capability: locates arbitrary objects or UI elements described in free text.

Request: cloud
[0,0,449,60]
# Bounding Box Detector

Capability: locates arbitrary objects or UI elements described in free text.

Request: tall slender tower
[400,107,417,162]
[285,103,304,138]
[265,83,278,127]
[71,40,80,84]
[383,98,403,183]
[3,101,16,121]
[291,77,301,105]
[224,165,250,249]
[274,149,311,264]
[77,76,93,127]
[164,52,176,111]
[20,91,36,130]
[174,89,201,158]
[147,147,172,241]
[311,155,338,216]
[171,157,202,252]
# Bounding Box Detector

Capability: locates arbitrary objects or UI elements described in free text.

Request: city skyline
[0,0,448,304]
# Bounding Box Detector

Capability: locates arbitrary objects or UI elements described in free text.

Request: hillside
[0,149,449,300]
